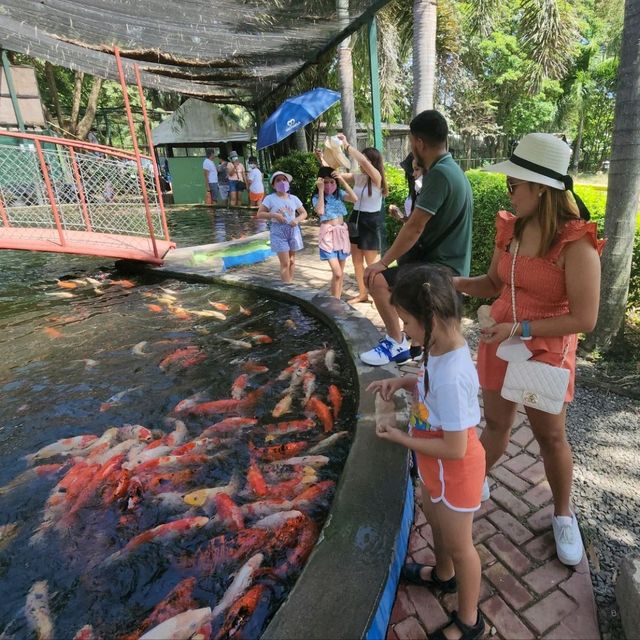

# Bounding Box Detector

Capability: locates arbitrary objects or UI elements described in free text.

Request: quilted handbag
[501,359,569,414]
[499,240,570,415]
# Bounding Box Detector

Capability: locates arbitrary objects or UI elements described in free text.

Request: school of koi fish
[0,275,354,639]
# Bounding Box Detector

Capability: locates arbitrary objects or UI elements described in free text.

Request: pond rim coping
[147,263,412,639]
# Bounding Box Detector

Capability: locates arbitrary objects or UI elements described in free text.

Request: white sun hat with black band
[483,133,591,220]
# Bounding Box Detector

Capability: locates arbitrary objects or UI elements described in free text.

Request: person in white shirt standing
[246,156,264,208]
[202,148,219,207]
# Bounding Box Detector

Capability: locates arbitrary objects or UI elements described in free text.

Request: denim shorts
[319,248,350,261]
[208,182,220,200]
[228,180,245,193]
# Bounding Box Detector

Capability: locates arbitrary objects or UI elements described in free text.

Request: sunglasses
[506,179,527,195]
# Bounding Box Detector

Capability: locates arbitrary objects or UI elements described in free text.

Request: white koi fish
[132,341,148,356]
[211,553,264,619]
[25,435,98,465]
[308,431,349,454]
[140,607,212,640]
[25,581,53,640]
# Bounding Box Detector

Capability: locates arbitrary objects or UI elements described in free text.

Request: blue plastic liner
[221,248,275,270]
[365,471,413,640]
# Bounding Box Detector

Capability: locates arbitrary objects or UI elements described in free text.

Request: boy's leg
[435,503,481,635]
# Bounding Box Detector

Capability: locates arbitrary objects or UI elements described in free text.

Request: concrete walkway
[232,223,601,639]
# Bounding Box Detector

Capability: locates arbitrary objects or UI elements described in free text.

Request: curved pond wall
[151,263,413,639]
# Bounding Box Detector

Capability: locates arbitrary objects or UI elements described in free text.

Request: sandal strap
[430,567,454,588]
[450,611,480,637]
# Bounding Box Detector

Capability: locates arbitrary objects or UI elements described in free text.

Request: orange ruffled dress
[477,211,605,403]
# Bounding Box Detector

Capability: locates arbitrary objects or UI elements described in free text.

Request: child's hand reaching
[316,177,325,190]
[366,378,403,401]
[376,422,403,442]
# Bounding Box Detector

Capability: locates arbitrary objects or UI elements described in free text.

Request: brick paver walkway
[230,223,601,639]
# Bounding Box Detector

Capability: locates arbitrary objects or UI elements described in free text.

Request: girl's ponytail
[421,281,434,395]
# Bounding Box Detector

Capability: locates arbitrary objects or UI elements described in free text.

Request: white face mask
[414,176,423,193]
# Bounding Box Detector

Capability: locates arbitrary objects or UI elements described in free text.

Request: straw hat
[483,133,571,190]
[270,170,293,185]
[323,136,351,170]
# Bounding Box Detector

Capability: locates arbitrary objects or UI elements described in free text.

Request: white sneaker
[481,478,491,502]
[552,514,584,566]
[360,334,410,366]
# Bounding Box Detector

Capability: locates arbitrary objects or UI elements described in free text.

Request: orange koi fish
[211,553,264,619]
[305,395,333,432]
[209,301,230,311]
[328,384,343,419]
[215,583,272,639]
[43,327,63,339]
[239,305,253,316]
[265,418,315,437]
[241,361,269,374]
[292,480,335,510]
[173,389,211,413]
[73,625,96,640]
[110,279,136,288]
[246,332,273,344]
[214,493,245,531]
[147,303,163,313]
[186,399,242,416]
[158,346,200,369]
[275,518,319,579]
[105,516,209,564]
[201,417,257,437]
[231,373,249,400]
[255,441,308,462]
[247,461,268,497]
[57,280,78,289]
[271,394,292,418]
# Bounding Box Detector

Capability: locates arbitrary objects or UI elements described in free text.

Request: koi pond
[0,207,357,638]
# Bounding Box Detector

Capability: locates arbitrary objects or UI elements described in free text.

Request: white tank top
[353,173,382,212]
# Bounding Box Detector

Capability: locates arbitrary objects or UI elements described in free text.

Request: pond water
[0,207,355,638]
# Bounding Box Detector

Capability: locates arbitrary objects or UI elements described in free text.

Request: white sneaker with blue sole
[360,334,410,366]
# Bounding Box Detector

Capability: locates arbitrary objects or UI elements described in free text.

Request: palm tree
[337,0,357,147]
[588,0,640,349]
[412,0,437,114]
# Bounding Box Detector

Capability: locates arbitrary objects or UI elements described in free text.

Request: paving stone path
[237,224,601,639]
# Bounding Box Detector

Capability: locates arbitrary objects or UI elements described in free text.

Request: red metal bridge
[0,52,173,265]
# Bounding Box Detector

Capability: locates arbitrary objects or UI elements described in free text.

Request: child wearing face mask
[256,171,308,283]
[312,166,358,298]
[246,156,264,208]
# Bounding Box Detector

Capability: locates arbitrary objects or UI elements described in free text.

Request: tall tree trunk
[412,0,437,115]
[293,128,307,152]
[337,0,357,163]
[44,62,64,129]
[587,0,640,350]
[76,77,104,141]
[571,109,584,173]
[69,70,85,135]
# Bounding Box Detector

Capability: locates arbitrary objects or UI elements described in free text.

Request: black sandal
[428,609,485,640]
[401,563,457,593]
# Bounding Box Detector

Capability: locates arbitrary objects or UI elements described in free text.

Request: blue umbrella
[257,88,341,150]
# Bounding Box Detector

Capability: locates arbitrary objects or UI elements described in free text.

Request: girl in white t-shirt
[335,133,388,304]
[367,265,486,640]
[256,171,308,283]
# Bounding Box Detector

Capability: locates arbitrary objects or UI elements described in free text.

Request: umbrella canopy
[257,88,341,150]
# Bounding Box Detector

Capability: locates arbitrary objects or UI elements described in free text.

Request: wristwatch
[521,320,532,340]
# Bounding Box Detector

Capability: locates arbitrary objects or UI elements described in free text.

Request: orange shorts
[249,191,264,203]
[414,428,485,512]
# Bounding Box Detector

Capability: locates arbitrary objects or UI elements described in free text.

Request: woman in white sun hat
[453,133,605,567]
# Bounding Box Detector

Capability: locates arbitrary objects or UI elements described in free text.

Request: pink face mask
[324,182,337,196]
[274,180,290,193]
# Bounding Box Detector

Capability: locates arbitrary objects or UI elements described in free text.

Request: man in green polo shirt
[360,110,473,366]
